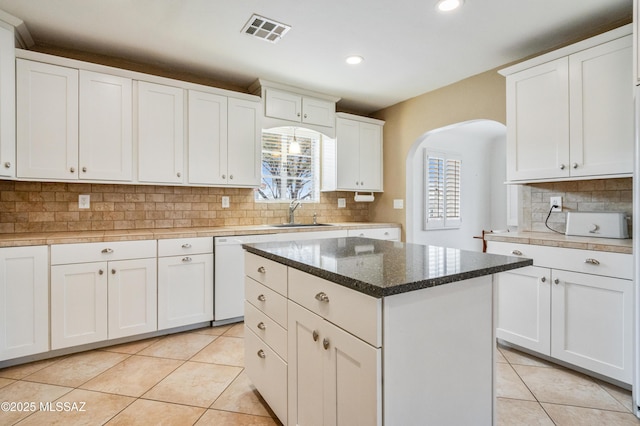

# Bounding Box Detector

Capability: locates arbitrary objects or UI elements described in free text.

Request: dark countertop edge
[243,245,533,298]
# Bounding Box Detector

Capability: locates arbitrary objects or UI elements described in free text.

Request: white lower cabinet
[347,226,400,241]
[0,246,49,361]
[50,240,157,350]
[157,237,213,330]
[488,241,633,383]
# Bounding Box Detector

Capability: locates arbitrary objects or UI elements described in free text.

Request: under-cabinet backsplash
[518,178,633,233]
[0,181,369,233]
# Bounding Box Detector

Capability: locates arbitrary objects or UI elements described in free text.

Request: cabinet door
[335,117,361,190]
[227,98,261,186]
[301,96,334,127]
[187,90,228,185]
[551,270,633,384]
[137,81,184,183]
[16,59,79,180]
[51,262,108,349]
[569,35,633,177]
[494,266,551,355]
[506,58,570,181]
[0,25,15,177]
[265,88,301,122]
[108,258,157,339]
[158,253,213,330]
[0,246,48,360]
[79,70,132,181]
[357,122,382,191]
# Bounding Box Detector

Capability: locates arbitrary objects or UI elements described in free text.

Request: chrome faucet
[288,199,301,224]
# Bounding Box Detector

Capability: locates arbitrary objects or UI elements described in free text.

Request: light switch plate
[221,196,230,208]
[338,198,346,208]
[78,194,90,209]
[393,199,404,209]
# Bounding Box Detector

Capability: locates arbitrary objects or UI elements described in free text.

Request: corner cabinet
[501,27,633,182]
[265,88,335,128]
[488,241,633,384]
[0,246,49,361]
[0,23,15,178]
[137,81,184,184]
[322,113,384,192]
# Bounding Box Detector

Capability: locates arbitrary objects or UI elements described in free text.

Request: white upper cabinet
[0,24,15,178]
[324,113,384,192]
[16,59,79,180]
[79,70,132,181]
[137,81,184,184]
[501,26,633,182]
[227,97,261,186]
[265,88,334,127]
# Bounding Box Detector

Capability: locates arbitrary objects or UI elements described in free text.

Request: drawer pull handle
[257,294,266,302]
[182,257,192,262]
[584,258,600,265]
[540,277,546,283]
[257,322,266,330]
[554,278,560,285]
[323,338,330,350]
[257,266,266,273]
[99,269,104,275]
[257,349,266,359]
[312,330,319,341]
[102,248,114,254]
[511,250,522,256]
[315,292,330,303]
[182,243,192,249]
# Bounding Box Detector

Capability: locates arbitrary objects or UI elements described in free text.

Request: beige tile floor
[0,323,638,425]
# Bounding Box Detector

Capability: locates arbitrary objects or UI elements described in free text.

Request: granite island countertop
[243,237,533,298]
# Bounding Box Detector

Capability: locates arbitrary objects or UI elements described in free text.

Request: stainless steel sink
[268,223,334,228]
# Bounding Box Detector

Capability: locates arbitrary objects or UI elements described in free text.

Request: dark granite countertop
[243,237,533,298]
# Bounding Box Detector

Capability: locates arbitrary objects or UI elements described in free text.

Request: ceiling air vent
[242,14,291,43]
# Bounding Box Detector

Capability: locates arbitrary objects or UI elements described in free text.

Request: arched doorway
[405,120,509,251]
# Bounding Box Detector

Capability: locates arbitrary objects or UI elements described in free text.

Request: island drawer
[288,268,381,347]
[245,301,287,361]
[245,328,287,424]
[347,227,400,241]
[245,252,288,296]
[487,241,632,279]
[51,240,156,265]
[245,277,288,328]
[158,237,213,257]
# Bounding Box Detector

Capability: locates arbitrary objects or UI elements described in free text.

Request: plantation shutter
[425,150,461,230]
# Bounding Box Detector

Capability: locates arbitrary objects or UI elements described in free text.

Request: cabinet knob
[584,258,600,265]
[554,278,560,285]
[257,266,266,273]
[572,163,578,169]
[355,181,359,186]
[82,167,87,173]
[322,338,330,350]
[540,276,546,283]
[312,330,319,342]
[182,243,192,249]
[111,269,116,274]
[177,172,181,178]
[257,349,266,359]
[511,250,522,256]
[70,167,75,173]
[304,113,308,119]
[3,162,10,168]
[222,174,226,179]
[315,292,330,303]
[297,112,301,117]
[229,175,233,180]
[559,164,565,170]
[101,248,114,254]
[257,294,266,302]
[257,322,266,330]
[99,269,104,275]
[182,257,192,262]
[361,181,364,185]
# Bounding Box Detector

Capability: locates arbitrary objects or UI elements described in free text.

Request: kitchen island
[242,237,532,426]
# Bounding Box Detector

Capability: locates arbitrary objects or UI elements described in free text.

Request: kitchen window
[424,150,462,229]
[255,127,321,202]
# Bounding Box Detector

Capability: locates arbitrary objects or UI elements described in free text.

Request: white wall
[406,120,507,251]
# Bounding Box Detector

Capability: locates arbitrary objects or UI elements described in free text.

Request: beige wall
[370,68,507,238]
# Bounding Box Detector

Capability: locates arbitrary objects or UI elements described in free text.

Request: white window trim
[424,149,462,230]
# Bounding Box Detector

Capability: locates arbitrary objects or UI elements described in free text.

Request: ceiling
[0,0,632,114]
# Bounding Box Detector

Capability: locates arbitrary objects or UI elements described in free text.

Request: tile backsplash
[518,178,633,233]
[0,181,369,234]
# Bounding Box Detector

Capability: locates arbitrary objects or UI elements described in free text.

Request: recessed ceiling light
[436,0,464,12]
[346,55,364,65]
